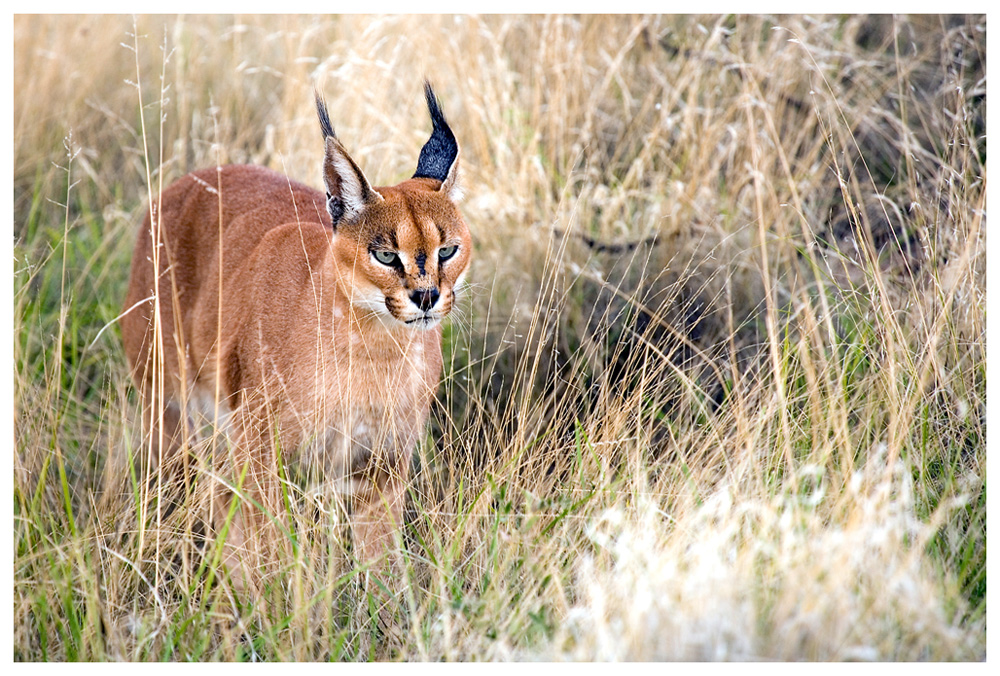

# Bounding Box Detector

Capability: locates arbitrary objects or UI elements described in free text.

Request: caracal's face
[333,177,471,330]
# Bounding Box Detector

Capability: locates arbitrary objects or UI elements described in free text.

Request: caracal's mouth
[404,314,441,329]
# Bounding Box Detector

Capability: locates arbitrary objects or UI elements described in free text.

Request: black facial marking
[415,251,427,276]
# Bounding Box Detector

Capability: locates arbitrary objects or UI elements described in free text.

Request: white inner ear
[331,149,367,219]
[440,154,464,202]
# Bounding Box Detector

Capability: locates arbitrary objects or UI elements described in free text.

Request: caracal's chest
[286,308,441,482]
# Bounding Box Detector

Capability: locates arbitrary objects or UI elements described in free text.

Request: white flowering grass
[551,448,977,661]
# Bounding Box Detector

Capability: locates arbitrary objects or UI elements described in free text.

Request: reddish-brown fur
[122,90,470,589]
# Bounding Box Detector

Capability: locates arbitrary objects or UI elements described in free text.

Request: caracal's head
[316,83,471,331]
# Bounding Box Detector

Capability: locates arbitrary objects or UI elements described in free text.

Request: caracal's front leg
[350,470,409,637]
[352,474,408,572]
[213,412,286,595]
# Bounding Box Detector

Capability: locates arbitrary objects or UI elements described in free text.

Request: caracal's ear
[413,81,462,201]
[315,91,383,228]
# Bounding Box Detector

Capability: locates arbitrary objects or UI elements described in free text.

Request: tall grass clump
[14,14,985,660]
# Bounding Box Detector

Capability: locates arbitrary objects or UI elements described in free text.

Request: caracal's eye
[438,245,458,261]
[373,250,399,266]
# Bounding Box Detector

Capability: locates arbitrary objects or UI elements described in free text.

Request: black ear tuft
[413,81,459,183]
[315,90,336,140]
